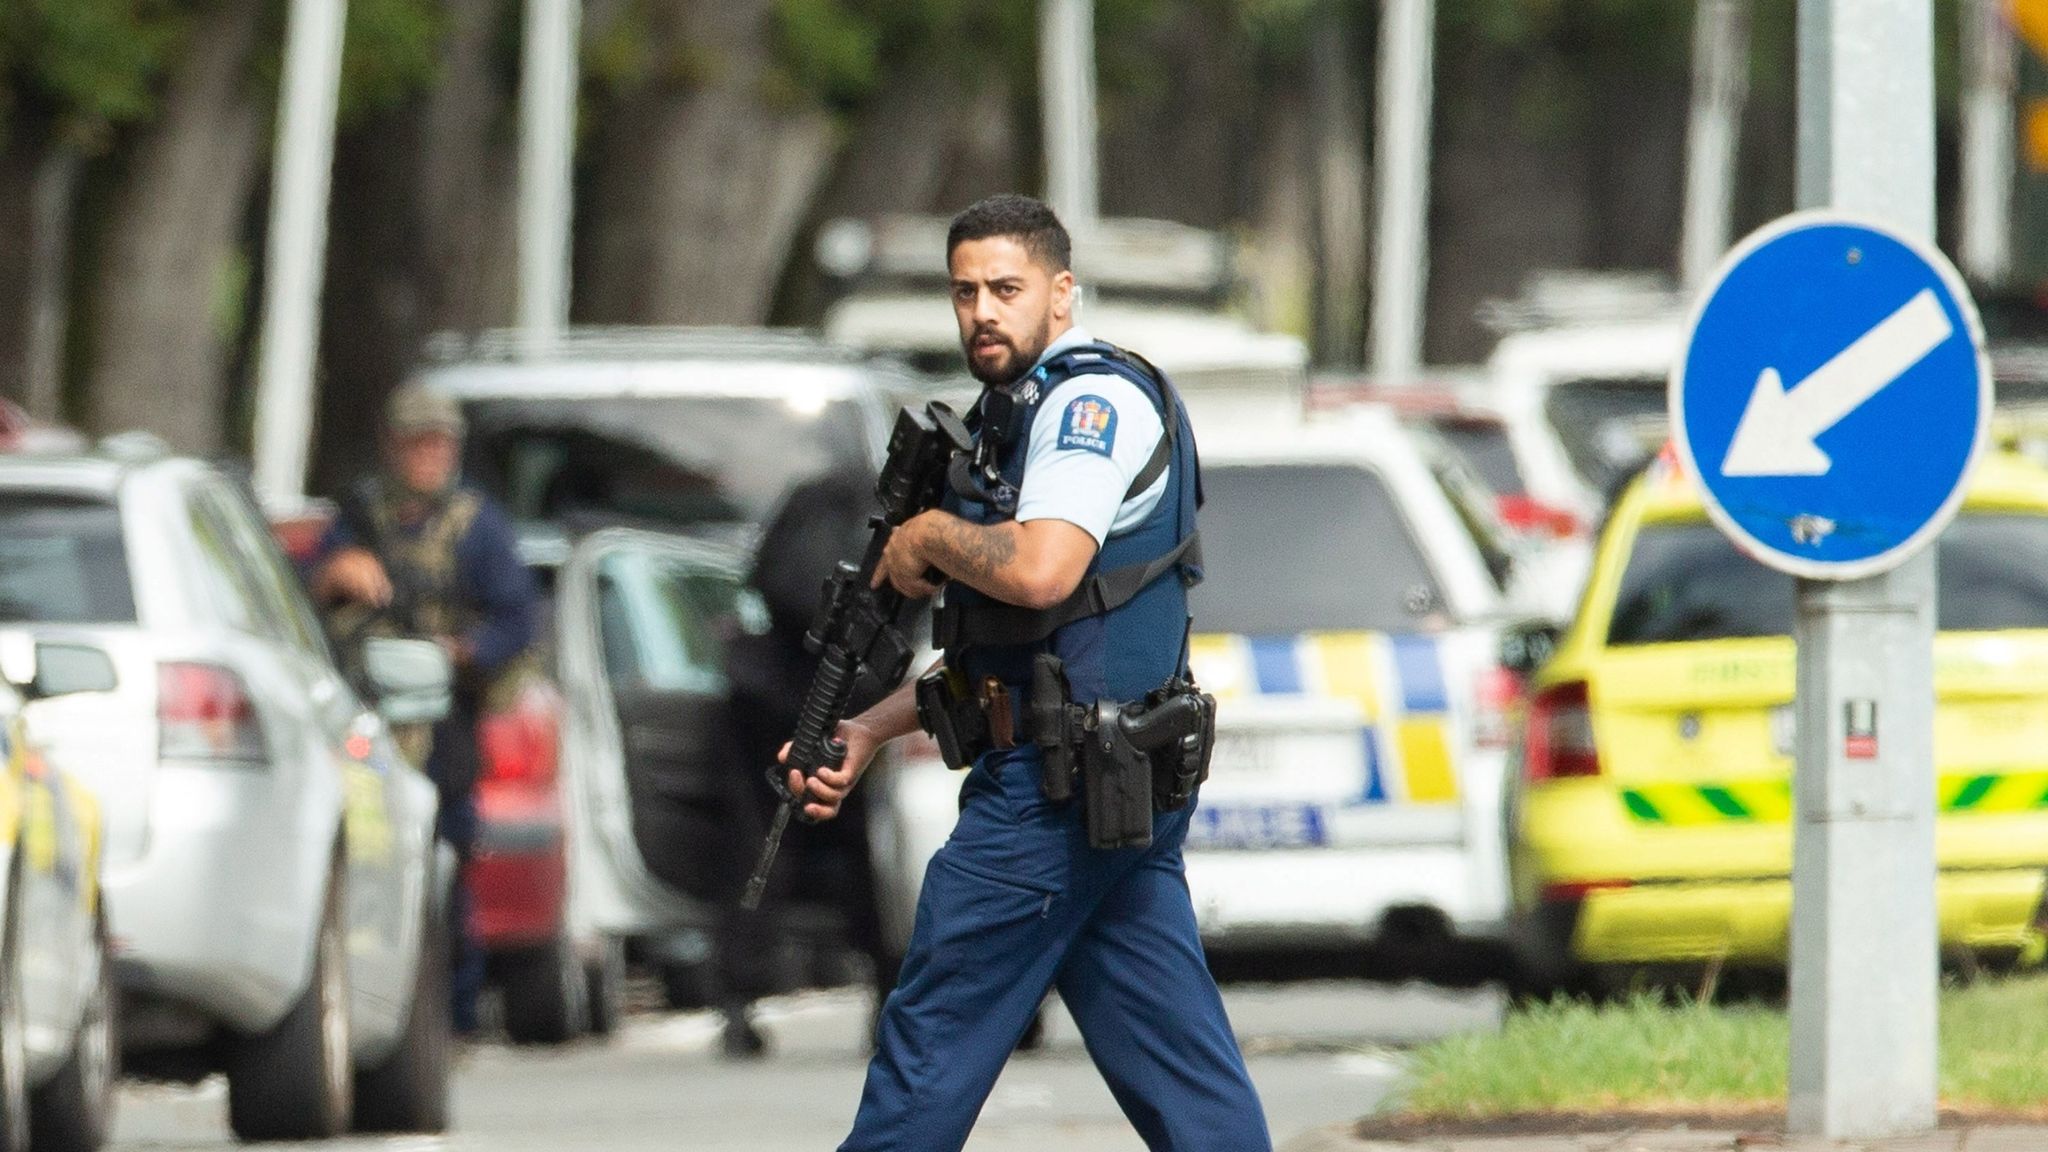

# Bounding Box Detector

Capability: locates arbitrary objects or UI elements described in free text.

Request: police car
[1181,404,1516,955]
[869,404,1519,967]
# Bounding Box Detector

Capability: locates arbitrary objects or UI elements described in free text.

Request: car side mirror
[363,637,453,726]
[1498,620,1562,678]
[0,635,118,700]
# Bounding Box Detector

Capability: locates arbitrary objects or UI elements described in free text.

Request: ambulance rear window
[1608,514,2048,645]
[1194,463,1444,635]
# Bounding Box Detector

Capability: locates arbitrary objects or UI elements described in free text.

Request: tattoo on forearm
[922,517,1018,583]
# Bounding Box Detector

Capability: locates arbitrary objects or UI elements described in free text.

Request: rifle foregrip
[788,645,857,777]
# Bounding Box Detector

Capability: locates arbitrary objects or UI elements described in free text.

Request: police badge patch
[1057,395,1117,456]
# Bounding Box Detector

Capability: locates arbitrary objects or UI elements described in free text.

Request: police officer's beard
[966,317,1054,387]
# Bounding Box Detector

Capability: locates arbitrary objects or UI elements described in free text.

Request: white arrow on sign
[1720,288,1954,477]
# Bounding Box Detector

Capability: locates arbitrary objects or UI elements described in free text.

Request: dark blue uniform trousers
[840,746,1271,1151]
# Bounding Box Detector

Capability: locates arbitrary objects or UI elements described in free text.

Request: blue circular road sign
[1670,211,1990,580]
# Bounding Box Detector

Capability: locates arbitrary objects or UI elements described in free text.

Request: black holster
[915,667,989,770]
[1031,655,1081,804]
[1030,654,1216,850]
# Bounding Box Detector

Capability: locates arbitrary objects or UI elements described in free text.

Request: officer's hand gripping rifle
[740,402,974,910]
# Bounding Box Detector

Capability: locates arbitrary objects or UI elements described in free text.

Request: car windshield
[1608,514,2048,645]
[1544,378,1667,503]
[462,394,873,530]
[0,493,135,624]
[1431,418,1525,495]
[1192,463,1446,635]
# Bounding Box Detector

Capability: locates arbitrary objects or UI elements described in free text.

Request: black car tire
[29,913,116,1152]
[227,866,353,1141]
[0,873,28,1152]
[353,895,451,1134]
[584,935,626,1038]
[499,933,587,1045]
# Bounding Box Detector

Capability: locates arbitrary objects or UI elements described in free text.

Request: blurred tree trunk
[79,0,267,453]
[415,0,519,333]
[312,0,518,495]
[773,59,1025,324]
[1309,1,1369,368]
[0,136,39,403]
[578,0,835,325]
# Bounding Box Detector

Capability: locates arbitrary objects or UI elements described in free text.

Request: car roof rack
[419,326,861,366]
[1476,270,1686,334]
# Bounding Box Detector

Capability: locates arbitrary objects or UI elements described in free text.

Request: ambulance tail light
[159,662,267,763]
[1472,664,1522,749]
[1523,680,1598,781]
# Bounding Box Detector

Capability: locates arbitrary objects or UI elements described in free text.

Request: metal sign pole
[250,0,348,509]
[518,0,581,354]
[1788,0,1939,1138]
[1680,0,1749,290]
[1040,0,1100,233]
[1368,0,1434,388]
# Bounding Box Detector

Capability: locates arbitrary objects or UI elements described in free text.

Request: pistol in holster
[1029,654,1217,851]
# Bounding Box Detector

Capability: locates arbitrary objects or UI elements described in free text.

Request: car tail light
[1523,680,1598,781]
[1496,494,1583,539]
[159,662,266,762]
[479,691,561,787]
[1473,664,1523,749]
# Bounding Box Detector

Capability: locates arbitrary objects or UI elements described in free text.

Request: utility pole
[1040,0,1100,233]
[1681,0,1751,289]
[1369,0,1434,387]
[1788,0,1940,1138]
[519,0,581,352]
[250,0,347,509]
[1960,0,2016,284]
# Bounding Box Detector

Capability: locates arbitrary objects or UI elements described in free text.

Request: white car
[1483,317,1684,619]
[871,405,1519,968]
[414,329,904,993]
[0,450,450,1141]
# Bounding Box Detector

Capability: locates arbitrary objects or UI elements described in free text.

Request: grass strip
[1396,974,2048,1118]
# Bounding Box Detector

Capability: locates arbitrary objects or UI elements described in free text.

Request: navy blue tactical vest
[936,342,1203,705]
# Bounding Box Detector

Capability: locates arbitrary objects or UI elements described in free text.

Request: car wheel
[353,895,451,1133]
[499,933,587,1045]
[584,935,626,1038]
[0,880,29,1152]
[228,866,353,1141]
[29,913,116,1152]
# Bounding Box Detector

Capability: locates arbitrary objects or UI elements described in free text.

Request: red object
[1845,734,1878,759]
[471,684,569,950]
[1523,680,1599,781]
[1541,878,1634,902]
[1472,664,1525,750]
[158,662,266,761]
[1495,494,1583,539]
[269,503,338,565]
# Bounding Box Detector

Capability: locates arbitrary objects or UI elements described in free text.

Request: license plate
[1186,804,1327,850]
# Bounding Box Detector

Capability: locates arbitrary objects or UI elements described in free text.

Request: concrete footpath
[1277,1122,2048,1151]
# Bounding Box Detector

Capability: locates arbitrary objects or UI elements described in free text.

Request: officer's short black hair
[946,194,1072,273]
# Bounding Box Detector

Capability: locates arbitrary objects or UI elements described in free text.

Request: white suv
[0,450,450,1140]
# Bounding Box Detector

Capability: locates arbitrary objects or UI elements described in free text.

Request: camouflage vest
[363,481,484,643]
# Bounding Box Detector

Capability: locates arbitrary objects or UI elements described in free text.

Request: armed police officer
[782,195,1272,1151]
[311,383,540,1036]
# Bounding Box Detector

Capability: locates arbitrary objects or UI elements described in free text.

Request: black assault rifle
[739,402,974,910]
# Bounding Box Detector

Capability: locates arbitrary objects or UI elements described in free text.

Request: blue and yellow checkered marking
[1192,630,1458,806]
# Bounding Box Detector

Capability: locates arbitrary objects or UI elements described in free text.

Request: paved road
[109,980,1501,1151]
